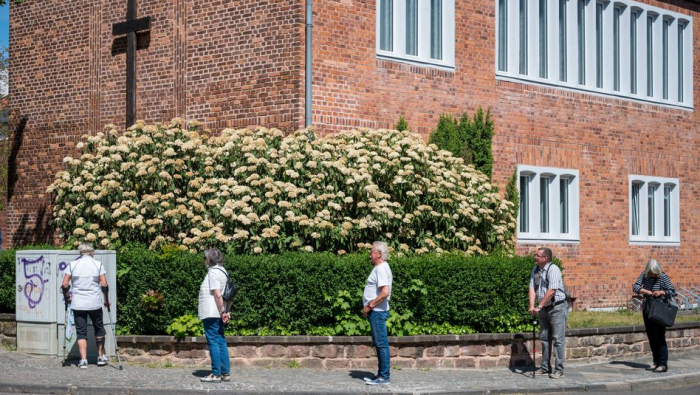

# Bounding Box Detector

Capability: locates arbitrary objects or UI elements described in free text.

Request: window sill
[376,54,455,72]
[629,240,681,246]
[517,238,580,245]
[495,74,694,111]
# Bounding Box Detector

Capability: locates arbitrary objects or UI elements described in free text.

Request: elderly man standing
[529,247,568,379]
[362,241,393,386]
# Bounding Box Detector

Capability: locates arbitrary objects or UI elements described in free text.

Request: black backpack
[214,267,237,301]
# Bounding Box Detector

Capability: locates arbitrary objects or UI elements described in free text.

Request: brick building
[7,0,699,309]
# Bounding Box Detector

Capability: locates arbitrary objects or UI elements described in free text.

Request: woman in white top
[198,248,231,383]
[61,243,110,369]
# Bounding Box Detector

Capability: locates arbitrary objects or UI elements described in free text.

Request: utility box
[16,250,117,357]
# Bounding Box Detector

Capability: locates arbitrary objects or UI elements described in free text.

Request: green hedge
[3,245,545,334]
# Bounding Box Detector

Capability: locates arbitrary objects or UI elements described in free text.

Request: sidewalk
[1,347,700,394]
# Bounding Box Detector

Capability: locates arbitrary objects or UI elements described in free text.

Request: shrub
[505,168,519,222]
[1,245,548,335]
[429,108,495,180]
[394,116,409,132]
[47,120,515,255]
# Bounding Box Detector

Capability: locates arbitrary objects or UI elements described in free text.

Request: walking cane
[531,316,538,379]
[103,291,123,370]
[62,302,68,367]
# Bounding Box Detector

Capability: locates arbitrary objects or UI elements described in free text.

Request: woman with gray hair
[60,243,110,369]
[197,248,231,382]
[633,259,676,373]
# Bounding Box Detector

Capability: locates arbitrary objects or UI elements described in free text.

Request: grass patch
[568,310,700,329]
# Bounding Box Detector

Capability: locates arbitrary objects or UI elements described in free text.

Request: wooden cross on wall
[112,0,151,128]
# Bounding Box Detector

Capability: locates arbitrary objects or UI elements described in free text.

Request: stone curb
[1,371,699,395]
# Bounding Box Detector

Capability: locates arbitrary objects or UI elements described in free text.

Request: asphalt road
[543,383,700,395]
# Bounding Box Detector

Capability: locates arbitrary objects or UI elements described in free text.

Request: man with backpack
[528,247,568,379]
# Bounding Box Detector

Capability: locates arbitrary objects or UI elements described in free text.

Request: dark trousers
[73,309,106,340]
[643,313,668,367]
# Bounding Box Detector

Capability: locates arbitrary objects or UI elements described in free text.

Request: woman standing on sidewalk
[198,248,231,383]
[61,243,111,369]
[633,259,676,373]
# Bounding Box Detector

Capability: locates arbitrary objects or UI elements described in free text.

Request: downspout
[305,0,313,128]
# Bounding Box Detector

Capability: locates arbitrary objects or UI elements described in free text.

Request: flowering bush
[48,119,515,255]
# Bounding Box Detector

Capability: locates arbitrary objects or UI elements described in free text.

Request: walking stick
[103,291,123,370]
[62,302,68,367]
[531,316,538,379]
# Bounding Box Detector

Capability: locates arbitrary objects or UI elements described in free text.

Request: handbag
[647,295,678,327]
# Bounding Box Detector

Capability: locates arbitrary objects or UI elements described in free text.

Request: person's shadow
[609,361,650,369]
[192,369,211,378]
[349,370,376,381]
[509,333,537,376]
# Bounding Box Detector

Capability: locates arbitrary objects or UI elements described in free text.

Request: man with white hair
[362,241,393,385]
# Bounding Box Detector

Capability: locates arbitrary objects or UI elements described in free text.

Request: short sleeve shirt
[529,263,566,306]
[64,256,106,311]
[198,265,228,320]
[363,261,392,311]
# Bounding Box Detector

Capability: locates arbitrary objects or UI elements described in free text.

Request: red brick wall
[7,0,305,247]
[7,0,699,308]
[308,0,700,308]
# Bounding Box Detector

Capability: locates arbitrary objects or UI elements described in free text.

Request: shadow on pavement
[348,370,375,381]
[609,361,650,369]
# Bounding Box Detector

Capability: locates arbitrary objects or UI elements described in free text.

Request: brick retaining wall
[117,322,700,369]
[2,313,697,368]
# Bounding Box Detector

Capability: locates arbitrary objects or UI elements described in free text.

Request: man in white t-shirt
[362,241,392,386]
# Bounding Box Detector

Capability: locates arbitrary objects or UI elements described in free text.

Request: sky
[0,3,8,49]
[1,4,8,96]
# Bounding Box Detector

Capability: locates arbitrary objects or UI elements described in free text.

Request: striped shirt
[529,263,566,306]
[633,272,676,298]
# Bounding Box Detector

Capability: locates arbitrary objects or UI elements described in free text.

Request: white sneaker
[97,355,109,366]
[78,359,88,369]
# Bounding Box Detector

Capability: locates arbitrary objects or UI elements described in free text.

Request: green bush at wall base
[3,244,542,334]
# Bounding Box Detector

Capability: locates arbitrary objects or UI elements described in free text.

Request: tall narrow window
[631,182,641,236]
[520,0,529,74]
[559,0,567,82]
[647,15,654,97]
[631,11,638,94]
[498,0,508,71]
[678,23,684,102]
[647,185,656,236]
[380,0,393,51]
[540,177,550,233]
[596,2,603,88]
[406,0,418,56]
[519,176,530,233]
[662,19,669,100]
[540,0,548,78]
[613,7,621,91]
[664,186,672,236]
[430,0,443,60]
[560,178,570,233]
[578,0,586,85]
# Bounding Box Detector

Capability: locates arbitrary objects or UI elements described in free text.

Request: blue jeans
[538,302,567,373]
[368,310,390,379]
[202,317,230,376]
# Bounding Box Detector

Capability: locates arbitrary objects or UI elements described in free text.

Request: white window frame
[518,165,580,243]
[495,0,693,109]
[376,0,455,69]
[628,175,680,245]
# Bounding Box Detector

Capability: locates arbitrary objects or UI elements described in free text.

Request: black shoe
[646,365,659,371]
[652,366,668,373]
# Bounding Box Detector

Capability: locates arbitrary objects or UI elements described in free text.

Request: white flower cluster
[48,119,516,255]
